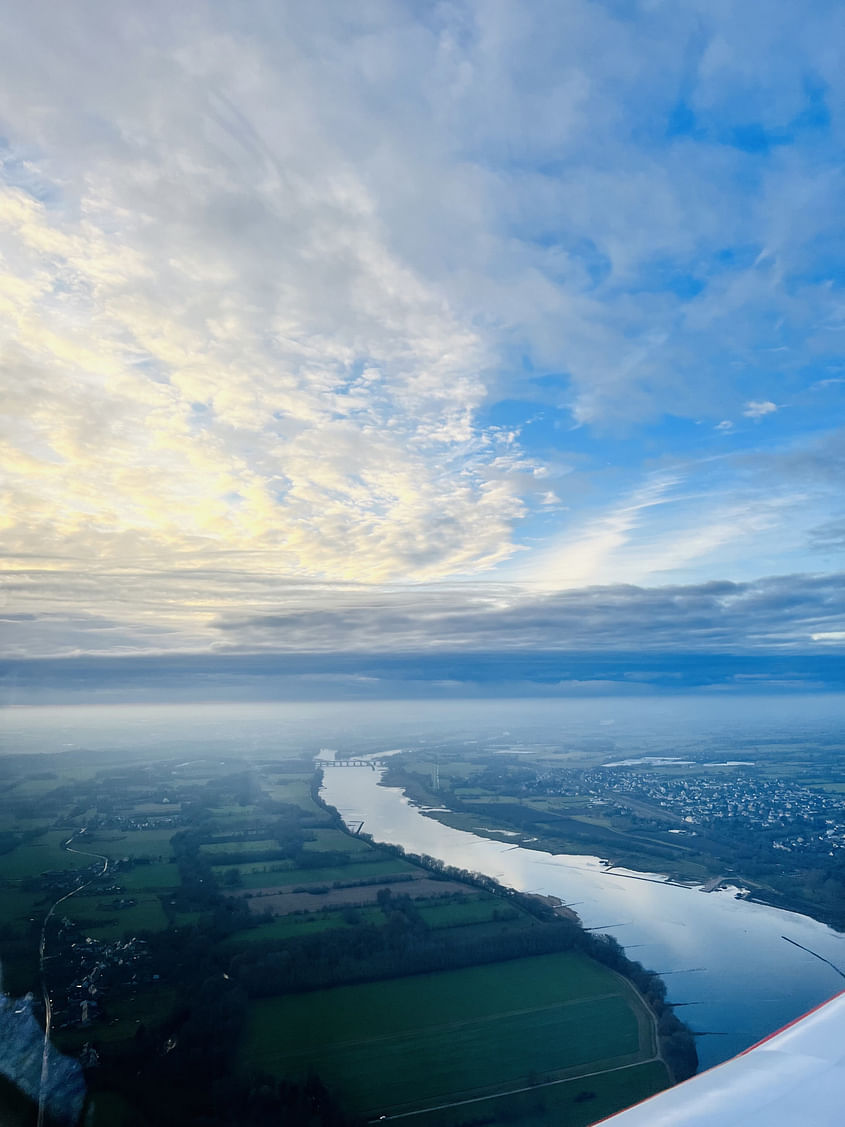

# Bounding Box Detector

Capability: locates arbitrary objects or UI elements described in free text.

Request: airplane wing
[599,990,845,1126]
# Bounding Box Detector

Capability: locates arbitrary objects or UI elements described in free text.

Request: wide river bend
[321,763,845,1071]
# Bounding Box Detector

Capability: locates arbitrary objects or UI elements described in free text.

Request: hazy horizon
[3,692,844,759]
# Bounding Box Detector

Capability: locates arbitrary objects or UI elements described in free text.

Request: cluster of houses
[84,809,181,831]
[529,767,845,855]
[51,928,151,1030]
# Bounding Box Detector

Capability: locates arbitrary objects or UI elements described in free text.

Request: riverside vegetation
[0,748,695,1126]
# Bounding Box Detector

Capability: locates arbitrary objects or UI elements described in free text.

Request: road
[36,831,109,1127]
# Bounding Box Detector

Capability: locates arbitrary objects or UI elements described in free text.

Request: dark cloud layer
[1,573,843,666]
[1,651,843,706]
[211,572,845,653]
[1,571,843,704]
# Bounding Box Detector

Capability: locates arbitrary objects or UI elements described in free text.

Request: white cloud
[0,55,536,584]
[1,1,844,655]
[513,473,683,589]
[744,400,779,419]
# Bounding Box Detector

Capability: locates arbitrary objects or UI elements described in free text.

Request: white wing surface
[599,990,845,1126]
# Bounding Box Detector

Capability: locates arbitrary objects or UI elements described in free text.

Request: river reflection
[321,764,845,1071]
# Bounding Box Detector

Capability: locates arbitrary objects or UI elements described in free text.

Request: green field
[171,909,204,927]
[7,775,67,796]
[211,859,292,879]
[241,953,659,1117]
[227,907,386,944]
[60,894,170,939]
[89,828,176,860]
[417,896,504,929]
[207,803,260,817]
[281,858,416,884]
[262,779,314,804]
[200,837,281,855]
[217,857,416,888]
[118,862,181,891]
[0,886,47,932]
[405,1060,669,1127]
[1,834,93,879]
[303,827,374,853]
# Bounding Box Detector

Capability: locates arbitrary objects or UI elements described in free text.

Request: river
[321,763,845,1072]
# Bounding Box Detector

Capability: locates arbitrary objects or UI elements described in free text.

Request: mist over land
[3,692,845,758]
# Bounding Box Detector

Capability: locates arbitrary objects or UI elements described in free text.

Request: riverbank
[381,763,845,933]
[320,762,845,1072]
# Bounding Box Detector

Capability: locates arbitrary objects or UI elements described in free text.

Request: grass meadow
[241,952,658,1117]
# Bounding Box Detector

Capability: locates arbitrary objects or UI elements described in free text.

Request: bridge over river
[315,757,387,769]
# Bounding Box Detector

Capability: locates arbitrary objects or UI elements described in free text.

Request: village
[528,767,845,856]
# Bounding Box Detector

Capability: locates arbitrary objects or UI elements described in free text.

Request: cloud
[1,9,556,586]
[0,172,530,582]
[744,400,779,419]
[810,518,845,549]
[511,460,822,590]
[157,572,845,655]
[1,567,842,659]
[1,1,845,661]
[514,472,683,587]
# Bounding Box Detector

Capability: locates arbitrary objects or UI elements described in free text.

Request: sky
[1,1,844,697]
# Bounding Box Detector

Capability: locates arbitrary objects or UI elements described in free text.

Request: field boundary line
[367,1056,662,1122]
[261,992,622,1060]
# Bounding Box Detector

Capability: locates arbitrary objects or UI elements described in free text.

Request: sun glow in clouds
[1,1,844,661]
